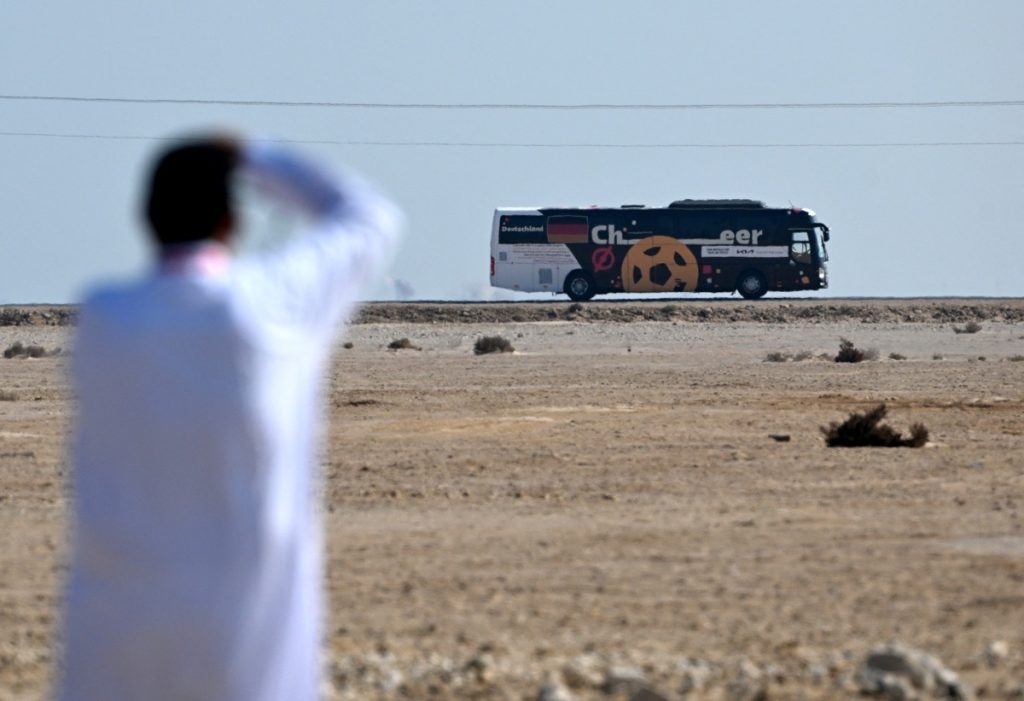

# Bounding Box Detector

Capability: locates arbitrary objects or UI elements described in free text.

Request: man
[61,136,401,700]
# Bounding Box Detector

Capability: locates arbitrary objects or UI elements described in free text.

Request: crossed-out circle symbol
[591,246,615,273]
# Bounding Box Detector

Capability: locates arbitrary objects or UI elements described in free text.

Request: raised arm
[235,141,403,338]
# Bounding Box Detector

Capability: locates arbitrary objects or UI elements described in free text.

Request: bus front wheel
[564,271,596,301]
[736,271,768,300]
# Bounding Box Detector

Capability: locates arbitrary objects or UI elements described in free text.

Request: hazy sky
[2,1,1022,302]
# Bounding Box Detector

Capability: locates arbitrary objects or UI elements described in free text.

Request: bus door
[788,230,817,288]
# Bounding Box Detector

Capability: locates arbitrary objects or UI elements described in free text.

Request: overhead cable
[1,131,1022,149]
[1,94,1024,111]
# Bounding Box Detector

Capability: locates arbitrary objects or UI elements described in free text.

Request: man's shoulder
[80,279,150,315]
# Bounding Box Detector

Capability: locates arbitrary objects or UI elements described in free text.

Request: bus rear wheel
[564,271,596,301]
[736,271,767,300]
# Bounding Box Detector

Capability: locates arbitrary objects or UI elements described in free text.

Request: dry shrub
[821,403,929,448]
[567,303,583,314]
[889,352,907,360]
[3,342,25,359]
[0,390,16,401]
[953,321,982,334]
[764,351,790,363]
[933,353,944,360]
[835,338,865,363]
[3,342,51,359]
[342,341,354,349]
[474,335,514,355]
[388,338,421,351]
[1009,355,1024,362]
[793,350,814,361]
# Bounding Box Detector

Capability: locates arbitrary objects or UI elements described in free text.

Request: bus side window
[790,231,812,264]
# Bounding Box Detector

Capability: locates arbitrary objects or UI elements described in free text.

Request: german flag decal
[546,215,589,244]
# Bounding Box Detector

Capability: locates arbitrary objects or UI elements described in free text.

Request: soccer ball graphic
[621,236,699,293]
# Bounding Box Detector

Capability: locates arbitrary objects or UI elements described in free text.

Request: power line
[1,94,1024,111]
[2,130,1022,149]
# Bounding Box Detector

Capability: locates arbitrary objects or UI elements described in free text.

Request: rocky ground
[1,299,1023,699]
[4,298,1024,327]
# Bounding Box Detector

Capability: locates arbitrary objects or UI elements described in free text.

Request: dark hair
[145,140,239,246]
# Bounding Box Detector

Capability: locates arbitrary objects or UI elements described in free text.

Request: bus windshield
[812,230,828,262]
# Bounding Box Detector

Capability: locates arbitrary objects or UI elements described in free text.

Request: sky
[1,1,1022,303]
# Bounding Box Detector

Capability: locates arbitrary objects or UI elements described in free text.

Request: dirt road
[1,300,1022,699]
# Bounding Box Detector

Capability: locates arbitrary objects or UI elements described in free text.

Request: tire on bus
[563,270,597,301]
[736,270,768,300]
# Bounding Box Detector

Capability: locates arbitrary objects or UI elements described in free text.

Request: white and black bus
[490,200,830,300]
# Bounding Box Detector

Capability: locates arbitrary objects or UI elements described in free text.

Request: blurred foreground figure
[60,137,401,700]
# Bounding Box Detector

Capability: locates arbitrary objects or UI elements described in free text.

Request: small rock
[727,659,766,701]
[465,652,496,683]
[984,640,1009,666]
[561,654,604,689]
[376,668,403,693]
[603,665,648,696]
[677,658,713,694]
[537,681,576,701]
[856,643,970,699]
[808,663,828,685]
[630,686,672,701]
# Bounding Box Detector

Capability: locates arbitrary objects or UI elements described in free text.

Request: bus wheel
[736,271,767,300]
[564,271,596,301]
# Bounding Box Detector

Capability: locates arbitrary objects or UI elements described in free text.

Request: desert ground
[1,299,1022,700]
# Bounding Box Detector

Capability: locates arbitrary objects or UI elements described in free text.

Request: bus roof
[496,201,815,215]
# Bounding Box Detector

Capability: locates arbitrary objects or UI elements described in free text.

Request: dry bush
[342,341,354,349]
[953,321,982,334]
[0,390,16,401]
[863,347,880,361]
[793,350,814,361]
[1009,355,1024,362]
[764,351,790,362]
[821,403,929,448]
[387,338,421,351]
[835,338,865,363]
[933,353,944,360]
[567,303,583,314]
[474,335,514,355]
[3,341,53,358]
[3,342,51,359]
[888,352,907,360]
[3,342,25,359]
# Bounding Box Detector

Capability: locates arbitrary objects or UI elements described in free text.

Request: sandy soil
[1,300,1023,699]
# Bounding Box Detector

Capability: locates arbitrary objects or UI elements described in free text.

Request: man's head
[145,139,240,247]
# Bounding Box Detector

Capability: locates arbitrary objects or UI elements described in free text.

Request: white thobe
[60,146,401,701]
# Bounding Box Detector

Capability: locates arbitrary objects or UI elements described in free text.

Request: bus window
[812,230,828,262]
[791,231,812,264]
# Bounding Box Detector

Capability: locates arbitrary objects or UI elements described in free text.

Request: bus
[490,199,830,300]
